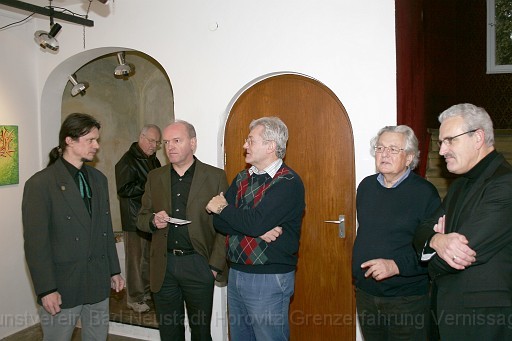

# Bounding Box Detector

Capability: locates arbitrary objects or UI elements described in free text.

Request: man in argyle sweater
[207,117,305,341]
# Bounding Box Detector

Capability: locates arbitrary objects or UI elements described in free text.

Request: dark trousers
[356,288,429,341]
[436,306,512,341]
[123,230,151,303]
[154,252,215,341]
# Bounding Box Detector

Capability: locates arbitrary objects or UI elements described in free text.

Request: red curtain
[395,0,428,176]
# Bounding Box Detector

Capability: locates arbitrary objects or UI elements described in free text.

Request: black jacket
[115,142,161,232]
[414,152,512,314]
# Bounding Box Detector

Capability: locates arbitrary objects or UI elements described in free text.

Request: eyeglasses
[437,129,477,148]
[142,134,161,147]
[374,146,404,154]
[244,137,269,146]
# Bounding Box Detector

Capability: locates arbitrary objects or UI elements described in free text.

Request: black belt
[168,249,196,256]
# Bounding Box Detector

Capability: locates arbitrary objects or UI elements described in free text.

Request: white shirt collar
[249,159,283,178]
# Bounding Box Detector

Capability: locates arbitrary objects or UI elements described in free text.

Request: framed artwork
[0,125,19,186]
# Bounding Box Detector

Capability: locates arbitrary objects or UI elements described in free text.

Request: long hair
[47,113,101,167]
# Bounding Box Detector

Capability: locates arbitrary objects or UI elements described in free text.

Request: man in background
[23,113,124,340]
[115,124,161,313]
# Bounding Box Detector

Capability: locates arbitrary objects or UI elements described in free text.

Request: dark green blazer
[137,159,229,290]
[22,158,121,309]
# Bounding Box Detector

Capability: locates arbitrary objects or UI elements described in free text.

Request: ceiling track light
[68,75,89,96]
[34,2,62,51]
[0,0,94,26]
[34,22,61,51]
[114,52,133,77]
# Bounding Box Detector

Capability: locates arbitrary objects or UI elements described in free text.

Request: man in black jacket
[414,104,512,340]
[116,124,161,312]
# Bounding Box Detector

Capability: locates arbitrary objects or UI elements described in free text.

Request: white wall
[0,10,42,337]
[0,0,396,339]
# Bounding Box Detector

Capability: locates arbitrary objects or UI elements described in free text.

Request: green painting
[0,125,19,186]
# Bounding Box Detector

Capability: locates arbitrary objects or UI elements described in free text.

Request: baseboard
[1,324,41,340]
[1,322,161,341]
[108,321,160,340]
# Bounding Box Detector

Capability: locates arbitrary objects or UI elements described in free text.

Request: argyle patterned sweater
[213,163,305,274]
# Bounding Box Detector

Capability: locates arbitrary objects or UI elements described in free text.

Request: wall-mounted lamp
[68,75,89,96]
[34,22,62,51]
[114,52,133,77]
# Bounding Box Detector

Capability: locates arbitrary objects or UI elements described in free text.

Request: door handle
[324,215,345,238]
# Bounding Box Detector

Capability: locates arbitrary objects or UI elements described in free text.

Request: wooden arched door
[224,74,356,340]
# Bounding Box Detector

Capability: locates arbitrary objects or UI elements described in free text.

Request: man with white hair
[207,116,305,341]
[414,103,512,340]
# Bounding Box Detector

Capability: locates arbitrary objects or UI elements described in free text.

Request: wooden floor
[1,325,145,341]
[2,289,158,341]
[109,288,158,329]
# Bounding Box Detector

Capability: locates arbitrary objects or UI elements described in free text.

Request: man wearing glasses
[352,125,441,340]
[115,124,162,313]
[206,116,305,341]
[414,103,512,340]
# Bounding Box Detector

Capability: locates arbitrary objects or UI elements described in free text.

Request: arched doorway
[60,50,174,230]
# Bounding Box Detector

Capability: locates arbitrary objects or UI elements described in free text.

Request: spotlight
[68,75,89,96]
[114,52,133,76]
[34,23,62,51]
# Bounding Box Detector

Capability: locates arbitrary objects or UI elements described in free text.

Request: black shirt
[62,157,91,214]
[167,160,196,251]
